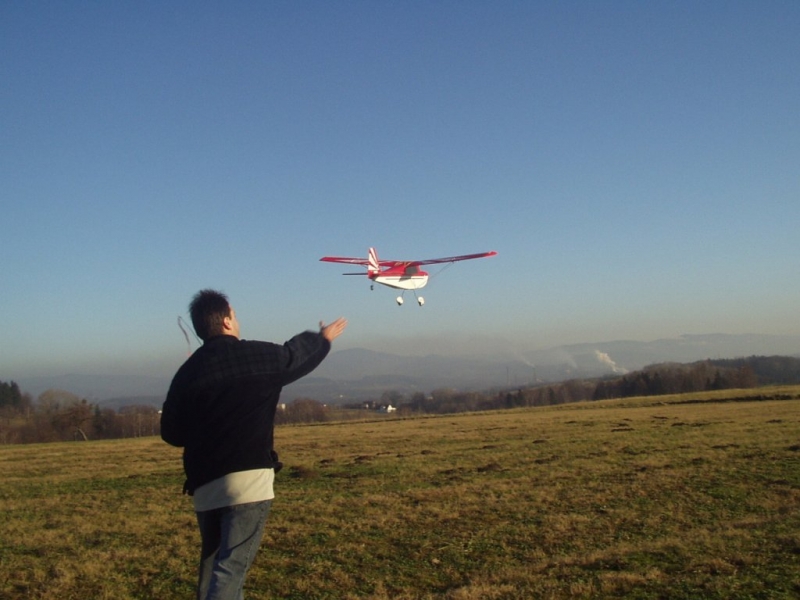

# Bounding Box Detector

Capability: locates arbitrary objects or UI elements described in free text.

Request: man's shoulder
[235,338,284,356]
[197,336,279,356]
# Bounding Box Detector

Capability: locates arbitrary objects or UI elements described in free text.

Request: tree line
[0,384,350,444]
[372,355,800,415]
[0,385,159,444]
[2,355,799,443]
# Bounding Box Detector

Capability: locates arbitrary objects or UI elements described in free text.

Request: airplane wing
[319,256,371,266]
[320,255,408,268]
[320,250,497,268]
[413,250,497,266]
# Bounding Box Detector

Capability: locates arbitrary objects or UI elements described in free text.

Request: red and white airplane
[320,247,497,306]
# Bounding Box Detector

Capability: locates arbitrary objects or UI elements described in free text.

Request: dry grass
[1,387,799,599]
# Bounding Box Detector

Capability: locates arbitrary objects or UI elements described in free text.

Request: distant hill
[519,333,800,376]
[13,333,800,407]
[284,333,800,402]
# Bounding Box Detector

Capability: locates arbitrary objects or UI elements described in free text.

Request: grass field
[1,387,799,599]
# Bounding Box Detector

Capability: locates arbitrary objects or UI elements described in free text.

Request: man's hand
[320,317,348,342]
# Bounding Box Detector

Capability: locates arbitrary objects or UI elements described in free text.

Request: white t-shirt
[192,468,275,513]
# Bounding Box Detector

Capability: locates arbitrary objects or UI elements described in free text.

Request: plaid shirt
[161,331,330,494]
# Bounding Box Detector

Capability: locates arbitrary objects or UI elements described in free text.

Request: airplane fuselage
[370,269,429,290]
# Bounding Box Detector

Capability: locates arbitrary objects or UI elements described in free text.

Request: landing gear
[396,292,425,306]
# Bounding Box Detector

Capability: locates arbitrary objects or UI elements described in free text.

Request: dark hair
[189,289,231,341]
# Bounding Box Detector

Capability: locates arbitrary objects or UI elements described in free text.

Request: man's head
[189,289,240,341]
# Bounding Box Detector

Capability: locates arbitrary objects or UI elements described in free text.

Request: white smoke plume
[594,350,628,374]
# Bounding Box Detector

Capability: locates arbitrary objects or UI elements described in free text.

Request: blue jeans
[196,500,273,600]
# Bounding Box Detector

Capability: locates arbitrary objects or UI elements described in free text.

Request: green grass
[1,387,799,599]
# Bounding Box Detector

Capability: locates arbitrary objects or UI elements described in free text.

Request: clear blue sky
[2,1,799,380]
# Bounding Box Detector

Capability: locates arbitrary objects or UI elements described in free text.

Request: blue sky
[2,1,799,380]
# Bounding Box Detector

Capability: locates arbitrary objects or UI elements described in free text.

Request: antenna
[177,316,199,356]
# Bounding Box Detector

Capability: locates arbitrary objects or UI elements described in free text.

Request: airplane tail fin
[368,247,380,275]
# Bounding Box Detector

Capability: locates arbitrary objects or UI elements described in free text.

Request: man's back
[162,331,331,493]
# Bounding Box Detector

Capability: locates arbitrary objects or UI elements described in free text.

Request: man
[161,289,347,600]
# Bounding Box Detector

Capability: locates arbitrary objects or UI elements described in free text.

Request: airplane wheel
[396,296,404,306]
[418,297,425,306]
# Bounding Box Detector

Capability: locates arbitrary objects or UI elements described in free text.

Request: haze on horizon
[2,3,799,382]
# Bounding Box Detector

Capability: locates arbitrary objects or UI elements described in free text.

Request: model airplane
[320,247,497,306]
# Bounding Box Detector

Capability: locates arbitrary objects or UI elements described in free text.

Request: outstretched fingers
[320,317,348,342]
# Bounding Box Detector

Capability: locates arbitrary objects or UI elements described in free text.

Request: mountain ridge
[11,333,800,406]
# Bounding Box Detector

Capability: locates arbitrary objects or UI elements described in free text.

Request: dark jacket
[161,331,330,494]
